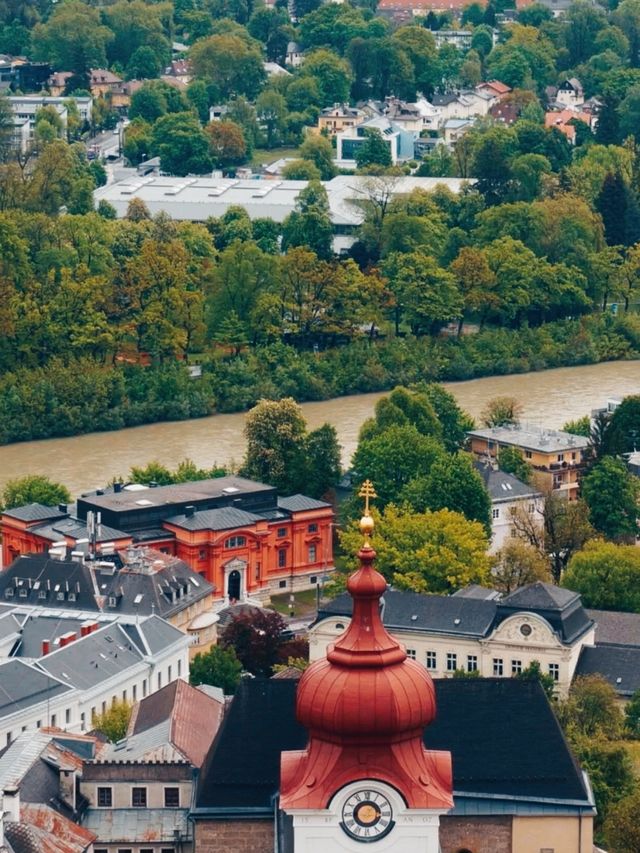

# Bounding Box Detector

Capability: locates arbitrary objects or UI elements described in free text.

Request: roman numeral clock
[340,789,394,843]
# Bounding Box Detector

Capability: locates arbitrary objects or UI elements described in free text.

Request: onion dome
[280,482,453,811]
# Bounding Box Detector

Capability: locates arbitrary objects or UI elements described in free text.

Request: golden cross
[358,480,377,515]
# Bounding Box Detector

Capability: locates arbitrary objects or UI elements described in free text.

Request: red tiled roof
[12,804,96,853]
[480,80,511,95]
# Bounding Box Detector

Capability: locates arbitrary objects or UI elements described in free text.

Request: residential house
[264,61,290,77]
[0,615,190,746]
[310,582,595,697]
[577,608,640,699]
[285,42,302,67]
[556,77,584,107]
[474,461,544,552]
[8,96,92,136]
[433,29,473,49]
[0,548,217,657]
[0,730,102,853]
[165,59,191,85]
[489,99,520,125]
[476,79,512,101]
[442,117,473,147]
[81,679,225,853]
[1,476,335,605]
[545,108,593,142]
[48,69,123,99]
[335,116,415,165]
[467,424,590,500]
[316,103,366,136]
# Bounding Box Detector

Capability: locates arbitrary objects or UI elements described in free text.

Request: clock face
[340,789,394,843]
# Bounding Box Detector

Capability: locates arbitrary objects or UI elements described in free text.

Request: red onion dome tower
[280,482,453,811]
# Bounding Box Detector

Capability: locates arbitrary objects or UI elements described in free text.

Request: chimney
[58,503,67,513]
[58,632,77,647]
[114,482,123,493]
[185,505,195,518]
[3,787,19,824]
[42,639,50,656]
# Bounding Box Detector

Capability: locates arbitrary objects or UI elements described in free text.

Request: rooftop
[195,677,592,810]
[473,462,542,502]
[468,424,590,453]
[576,643,640,697]
[0,660,71,717]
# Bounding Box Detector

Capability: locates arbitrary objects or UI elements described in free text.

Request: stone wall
[440,814,512,853]
[194,819,274,852]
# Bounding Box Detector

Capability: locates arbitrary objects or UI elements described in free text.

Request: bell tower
[280,481,453,852]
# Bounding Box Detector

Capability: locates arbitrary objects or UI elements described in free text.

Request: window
[308,523,318,533]
[5,732,11,746]
[198,549,206,560]
[168,665,172,682]
[117,849,132,853]
[95,849,109,853]
[548,663,559,682]
[467,655,478,673]
[131,787,147,807]
[511,660,522,675]
[492,508,500,520]
[178,659,182,678]
[56,592,65,601]
[97,787,112,807]
[524,450,532,459]
[157,672,162,690]
[122,690,127,702]
[278,579,287,588]
[65,709,71,725]
[36,720,41,728]
[528,503,535,513]
[426,651,437,670]
[571,452,576,460]
[142,679,147,698]
[493,658,504,676]
[277,527,286,538]
[310,575,317,584]
[308,544,317,562]
[164,787,180,807]
[446,653,457,672]
[406,649,416,660]
[108,596,117,607]
[132,684,137,701]
[50,714,56,727]
[278,549,287,569]
[557,453,564,462]
[224,535,246,549]
[38,589,46,599]
[18,588,27,598]
[80,712,85,730]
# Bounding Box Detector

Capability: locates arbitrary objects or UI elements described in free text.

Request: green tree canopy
[2,474,71,511]
[563,540,640,611]
[581,456,639,542]
[190,644,243,694]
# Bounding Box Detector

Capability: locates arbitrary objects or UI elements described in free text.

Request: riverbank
[0,313,638,448]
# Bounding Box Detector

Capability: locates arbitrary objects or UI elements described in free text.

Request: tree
[449,246,498,334]
[206,120,247,169]
[91,700,132,742]
[105,0,169,69]
[492,541,551,594]
[282,159,321,180]
[126,45,163,80]
[497,446,532,483]
[190,644,242,694]
[151,113,212,176]
[255,90,287,149]
[2,474,71,511]
[359,386,443,444]
[624,688,640,737]
[355,129,392,170]
[299,135,336,180]
[338,505,491,593]
[604,789,640,853]
[241,397,308,493]
[305,423,342,499]
[510,486,594,583]
[596,171,629,246]
[190,34,266,102]
[558,674,624,740]
[220,608,287,676]
[563,416,591,437]
[480,396,523,427]
[603,395,640,456]
[351,424,446,507]
[516,659,556,700]
[400,452,492,533]
[581,456,639,542]
[562,541,640,611]
[301,49,352,104]
[282,180,333,260]
[129,460,175,485]
[126,197,151,221]
[31,0,112,75]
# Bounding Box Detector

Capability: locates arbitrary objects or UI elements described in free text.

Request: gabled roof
[587,609,640,646]
[576,643,640,697]
[473,461,541,502]
[2,504,67,523]
[120,614,185,656]
[195,678,592,811]
[165,506,263,532]
[0,660,71,718]
[0,555,97,611]
[126,678,225,767]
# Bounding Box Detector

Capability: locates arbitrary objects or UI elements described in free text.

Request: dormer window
[57,592,65,601]
[38,590,47,599]
[108,596,117,607]
[18,588,27,598]
[224,536,246,549]
[5,588,13,597]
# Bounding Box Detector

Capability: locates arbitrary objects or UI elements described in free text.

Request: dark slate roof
[165,506,263,532]
[20,755,59,804]
[13,614,89,658]
[497,583,592,645]
[473,462,541,502]
[4,823,41,853]
[586,609,640,646]
[0,554,97,611]
[2,504,67,523]
[277,495,332,512]
[30,516,128,544]
[121,615,185,656]
[195,678,590,812]
[216,603,264,631]
[318,589,498,638]
[0,659,71,716]
[452,585,500,601]
[575,644,640,697]
[501,582,578,611]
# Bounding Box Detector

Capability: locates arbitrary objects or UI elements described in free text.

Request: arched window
[224,535,246,549]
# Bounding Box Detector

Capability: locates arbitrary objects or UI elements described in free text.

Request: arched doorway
[228,569,241,602]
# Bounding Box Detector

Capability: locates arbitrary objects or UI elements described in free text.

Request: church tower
[280,482,453,852]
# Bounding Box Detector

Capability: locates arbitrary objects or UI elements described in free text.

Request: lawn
[269,587,319,618]
[250,147,301,169]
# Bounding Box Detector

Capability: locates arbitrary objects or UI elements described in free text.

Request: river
[1,360,638,497]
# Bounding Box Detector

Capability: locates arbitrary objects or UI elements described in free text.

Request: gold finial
[358,480,377,545]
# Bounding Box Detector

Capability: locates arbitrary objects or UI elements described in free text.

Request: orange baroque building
[1,476,335,604]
